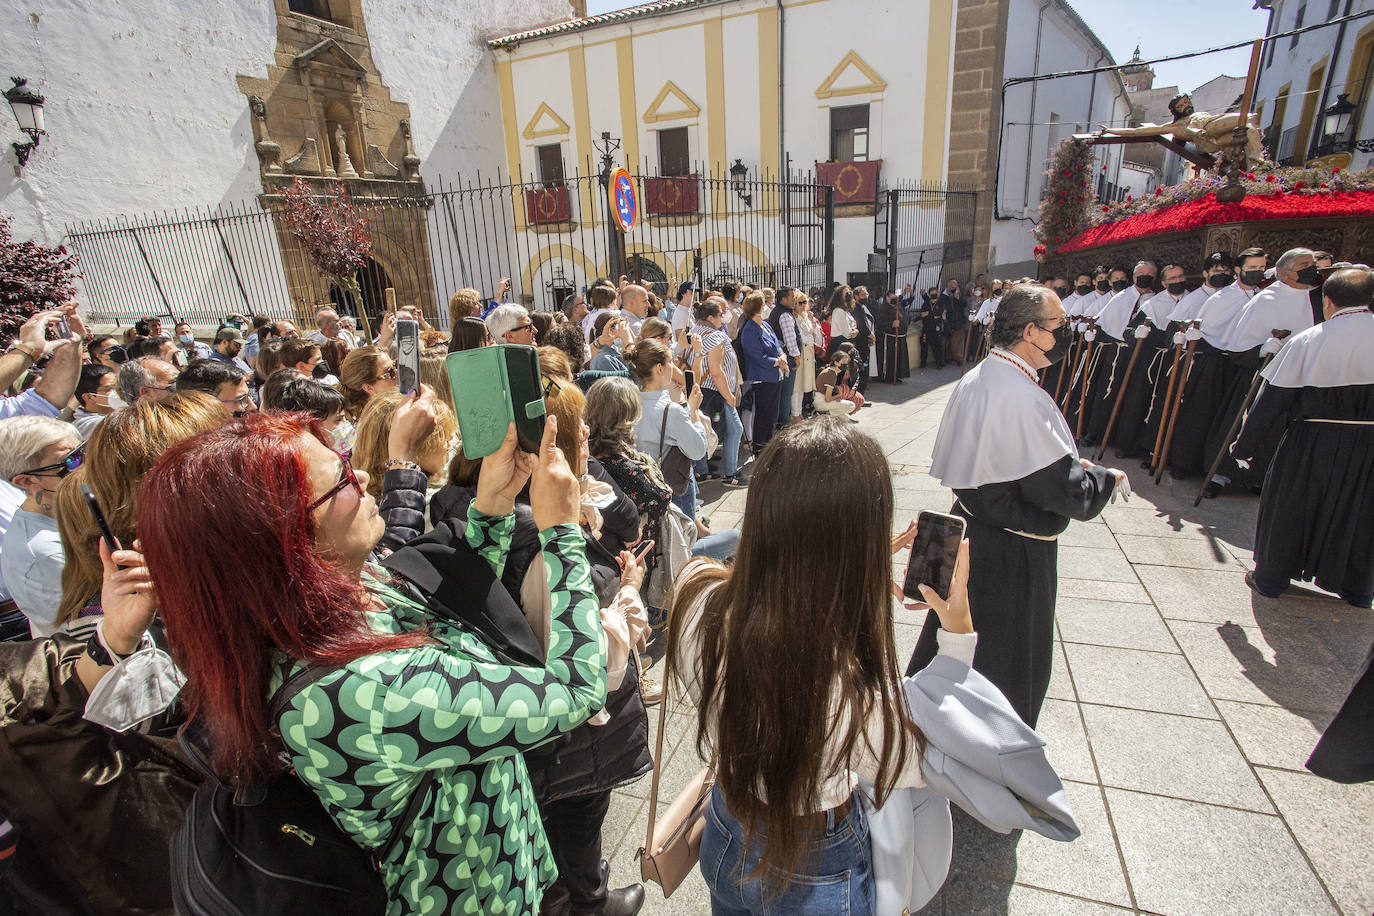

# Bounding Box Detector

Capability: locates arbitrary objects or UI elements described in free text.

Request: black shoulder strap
[268,664,338,726]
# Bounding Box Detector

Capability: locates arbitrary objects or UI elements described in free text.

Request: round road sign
[609,167,638,232]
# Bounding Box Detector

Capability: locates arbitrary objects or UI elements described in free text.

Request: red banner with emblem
[525,186,571,224]
[643,176,699,215]
[815,159,882,204]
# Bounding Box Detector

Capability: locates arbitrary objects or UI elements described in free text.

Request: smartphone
[55,316,73,339]
[902,510,966,602]
[396,319,420,395]
[80,483,121,557]
[446,344,546,458]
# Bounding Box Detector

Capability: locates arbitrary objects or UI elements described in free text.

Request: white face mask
[106,390,128,410]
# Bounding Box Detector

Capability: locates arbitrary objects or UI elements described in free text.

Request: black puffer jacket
[427,472,652,804]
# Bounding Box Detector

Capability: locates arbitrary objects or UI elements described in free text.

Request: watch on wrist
[86,632,120,667]
[384,458,423,472]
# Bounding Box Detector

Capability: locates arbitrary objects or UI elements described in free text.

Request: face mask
[1295,265,1321,286]
[104,345,128,365]
[1241,269,1266,287]
[1134,276,1154,290]
[1096,280,1111,293]
[313,360,331,380]
[1167,281,1187,296]
[178,334,195,345]
[1209,272,1234,288]
[106,390,127,410]
[1075,284,1093,296]
[1111,279,1130,292]
[1052,287,1070,298]
[1034,322,1075,364]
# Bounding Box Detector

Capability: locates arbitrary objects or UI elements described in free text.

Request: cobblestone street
[606,366,1374,916]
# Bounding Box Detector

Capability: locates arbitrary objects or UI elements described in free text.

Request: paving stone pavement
[603,366,1374,916]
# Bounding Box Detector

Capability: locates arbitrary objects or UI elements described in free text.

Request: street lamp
[728,158,752,208]
[1323,93,1358,146]
[4,77,45,169]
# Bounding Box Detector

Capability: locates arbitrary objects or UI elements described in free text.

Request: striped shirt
[691,323,739,394]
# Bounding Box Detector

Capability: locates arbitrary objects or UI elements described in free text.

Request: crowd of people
[0,251,1366,916]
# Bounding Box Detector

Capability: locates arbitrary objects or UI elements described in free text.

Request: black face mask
[313,360,332,380]
[1075,283,1093,296]
[1134,276,1155,291]
[1295,265,1321,286]
[1167,281,1188,296]
[1096,279,1111,293]
[1052,287,1070,298]
[1241,269,1266,287]
[1033,321,1075,365]
[1209,272,1234,288]
[1111,279,1130,293]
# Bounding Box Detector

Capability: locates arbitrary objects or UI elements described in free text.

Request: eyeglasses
[306,454,363,512]
[219,393,256,416]
[1034,316,1069,331]
[511,322,535,333]
[22,442,84,478]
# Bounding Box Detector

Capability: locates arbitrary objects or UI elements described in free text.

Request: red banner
[643,176,699,215]
[815,159,882,204]
[525,186,571,224]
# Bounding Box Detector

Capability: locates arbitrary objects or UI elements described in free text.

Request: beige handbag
[634,670,716,896]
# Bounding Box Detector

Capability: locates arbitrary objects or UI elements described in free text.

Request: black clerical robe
[1307,638,1374,784]
[876,299,910,381]
[905,454,1116,726]
[1166,341,1247,478]
[1105,323,1174,458]
[1079,331,1130,444]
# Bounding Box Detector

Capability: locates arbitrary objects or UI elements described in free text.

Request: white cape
[1196,282,1259,348]
[1223,280,1314,351]
[930,349,1079,489]
[1080,290,1112,319]
[1262,309,1374,388]
[1094,287,1143,340]
[1138,291,1180,328]
[1168,284,1214,323]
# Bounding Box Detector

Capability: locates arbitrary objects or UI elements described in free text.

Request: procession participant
[905,284,1122,726]
[870,289,909,383]
[940,279,969,367]
[1043,273,1093,395]
[1168,252,1233,325]
[1201,247,1319,496]
[1166,248,1269,478]
[919,284,947,370]
[1077,261,1156,444]
[1232,267,1374,607]
[1110,264,1190,457]
[1308,251,1334,326]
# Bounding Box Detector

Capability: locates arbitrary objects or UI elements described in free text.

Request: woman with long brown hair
[667,418,975,912]
[337,345,397,422]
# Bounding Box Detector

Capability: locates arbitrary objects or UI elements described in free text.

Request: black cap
[1204,251,1234,269]
[675,281,695,299]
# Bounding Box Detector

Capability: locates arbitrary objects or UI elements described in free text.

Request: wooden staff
[1074,322,1098,439]
[1055,322,1085,407]
[1192,329,1290,505]
[1151,321,1200,482]
[960,321,976,377]
[1094,323,1151,461]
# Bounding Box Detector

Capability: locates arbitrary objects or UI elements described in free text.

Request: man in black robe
[853,286,875,395]
[1080,261,1157,446]
[1104,264,1188,458]
[1232,267,1374,607]
[906,284,1123,726]
[875,291,910,382]
[919,289,947,369]
[940,279,969,368]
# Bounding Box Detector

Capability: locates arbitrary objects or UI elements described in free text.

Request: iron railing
[65,164,841,327]
[873,180,980,293]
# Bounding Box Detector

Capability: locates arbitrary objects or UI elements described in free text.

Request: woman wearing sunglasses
[0,416,83,638]
[103,410,603,915]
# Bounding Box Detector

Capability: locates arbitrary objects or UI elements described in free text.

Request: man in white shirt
[671,281,697,355]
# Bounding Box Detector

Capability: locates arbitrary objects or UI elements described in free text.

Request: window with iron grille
[1291,4,1305,48]
[829,105,870,161]
[537,144,565,187]
[657,128,690,176]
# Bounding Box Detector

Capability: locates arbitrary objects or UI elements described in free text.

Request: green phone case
[446,345,547,459]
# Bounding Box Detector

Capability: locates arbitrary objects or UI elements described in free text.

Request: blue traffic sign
[609,167,638,232]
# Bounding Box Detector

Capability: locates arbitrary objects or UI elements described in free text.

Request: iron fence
[873,180,980,294]
[65,165,839,327]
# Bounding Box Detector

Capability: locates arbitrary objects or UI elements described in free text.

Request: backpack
[169,665,435,915]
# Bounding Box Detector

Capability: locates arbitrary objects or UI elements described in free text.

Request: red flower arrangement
[1057,190,1374,253]
[0,214,80,348]
[1034,139,1095,251]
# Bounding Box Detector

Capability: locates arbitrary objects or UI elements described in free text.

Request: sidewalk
[603,367,1374,916]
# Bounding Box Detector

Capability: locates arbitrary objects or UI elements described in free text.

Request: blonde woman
[352,388,459,500]
[792,296,819,420]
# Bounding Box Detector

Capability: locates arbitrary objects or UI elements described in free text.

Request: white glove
[1173,331,1186,345]
[1109,468,1131,503]
[1134,324,1151,339]
[1260,336,1284,356]
[1084,330,1097,342]
[1185,326,1203,341]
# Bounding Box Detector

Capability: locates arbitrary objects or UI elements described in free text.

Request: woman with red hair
[99,410,604,914]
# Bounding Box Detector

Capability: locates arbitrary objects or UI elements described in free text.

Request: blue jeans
[673,475,699,520]
[696,388,744,477]
[691,527,740,560]
[777,359,797,426]
[700,786,874,915]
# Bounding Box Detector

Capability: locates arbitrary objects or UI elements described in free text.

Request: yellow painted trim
[1342,23,1374,101]
[1295,58,1327,163]
[704,15,727,210]
[616,38,640,168]
[696,234,773,272]
[642,80,702,124]
[520,243,601,300]
[814,49,887,100]
[757,6,780,176]
[521,101,571,140]
[921,0,953,183]
[496,58,527,230]
[568,46,595,221]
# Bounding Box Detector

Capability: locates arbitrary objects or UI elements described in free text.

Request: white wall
[0,0,568,248]
[990,0,1130,275]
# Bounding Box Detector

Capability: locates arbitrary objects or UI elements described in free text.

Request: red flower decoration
[1127,194,1133,201]
[1334,167,1342,174]
[1294,180,1306,190]
[1266,175,1277,183]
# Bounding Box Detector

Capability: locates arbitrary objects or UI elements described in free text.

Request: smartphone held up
[902,510,966,602]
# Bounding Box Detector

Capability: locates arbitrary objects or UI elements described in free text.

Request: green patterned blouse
[273,504,607,915]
